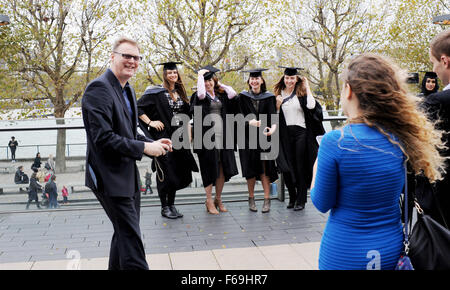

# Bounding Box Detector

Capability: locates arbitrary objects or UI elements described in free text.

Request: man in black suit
[423,29,450,228]
[82,37,172,270]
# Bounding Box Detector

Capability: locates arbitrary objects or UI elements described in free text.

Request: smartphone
[316,135,324,146]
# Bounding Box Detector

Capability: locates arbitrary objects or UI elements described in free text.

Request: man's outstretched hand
[144,138,173,157]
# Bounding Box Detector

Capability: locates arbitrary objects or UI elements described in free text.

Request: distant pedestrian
[31,153,42,170]
[144,169,153,195]
[45,175,58,209]
[61,185,69,204]
[14,165,29,184]
[8,137,18,163]
[45,154,55,172]
[26,170,42,210]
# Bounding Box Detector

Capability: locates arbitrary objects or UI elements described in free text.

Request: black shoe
[161,206,177,219]
[294,202,305,211]
[287,202,295,209]
[169,205,183,218]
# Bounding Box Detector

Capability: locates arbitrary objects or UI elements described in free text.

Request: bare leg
[205,184,219,215]
[261,161,271,199]
[260,173,271,199]
[247,177,256,198]
[214,164,227,212]
[215,164,225,198]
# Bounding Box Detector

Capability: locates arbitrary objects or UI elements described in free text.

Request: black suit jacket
[82,69,153,197]
[423,89,450,159]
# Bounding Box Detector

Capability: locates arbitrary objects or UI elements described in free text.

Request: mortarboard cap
[424,71,438,78]
[242,68,269,78]
[157,61,182,71]
[198,65,220,80]
[278,66,304,76]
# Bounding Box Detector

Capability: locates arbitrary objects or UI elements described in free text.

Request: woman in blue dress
[310,53,446,270]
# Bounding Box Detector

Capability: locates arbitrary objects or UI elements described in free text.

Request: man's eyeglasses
[113,51,142,62]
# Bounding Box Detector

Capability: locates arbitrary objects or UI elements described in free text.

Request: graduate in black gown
[419,71,439,97]
[274,66,325,210]
[236,68,278,213]
[137,62,199,219]
[190,65,239,214]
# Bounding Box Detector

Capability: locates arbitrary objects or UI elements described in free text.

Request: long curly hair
[343,53,447,182]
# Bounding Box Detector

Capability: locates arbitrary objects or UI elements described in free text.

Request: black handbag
[408,176,450,270]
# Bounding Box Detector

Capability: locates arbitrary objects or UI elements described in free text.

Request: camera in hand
[406,72,419,84]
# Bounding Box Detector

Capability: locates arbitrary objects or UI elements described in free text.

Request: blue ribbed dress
[310,124,404,270]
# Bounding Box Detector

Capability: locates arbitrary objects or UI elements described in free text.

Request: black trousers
[434,176,450,227]
[157,187,176,208]
[284,125,308,205]
[26,194,39,208]
[93,189,148,270]
[10,148,16,160]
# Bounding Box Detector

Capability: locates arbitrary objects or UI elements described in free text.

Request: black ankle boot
[169,205,183,218]
[294,202,305,211]
[161,206,177,219]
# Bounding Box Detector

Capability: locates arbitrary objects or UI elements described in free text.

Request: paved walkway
[0,199,327,270]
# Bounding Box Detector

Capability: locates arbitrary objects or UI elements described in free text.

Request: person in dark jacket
[82,37,171,270]
[45,174,58,209]
[14,165,29,184]
[26,170,42,209]
[235,68,278,213]
[31,153,41,170]
[137,61,199,219]
[144,169,153,195]
[274,66,325,211]
[421,29,450,228]
[190,66,239,215]
[8,136,18,163]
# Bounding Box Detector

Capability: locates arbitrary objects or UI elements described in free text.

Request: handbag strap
[402,163,410,254]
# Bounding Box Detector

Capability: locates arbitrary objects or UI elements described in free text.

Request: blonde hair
[112,36,140,53]
[344,53,447,182]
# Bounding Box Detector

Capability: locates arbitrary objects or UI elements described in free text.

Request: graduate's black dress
[137,86,198,207]
[235,90,278,183]
[276,95,325,205]
[190,91,238,187]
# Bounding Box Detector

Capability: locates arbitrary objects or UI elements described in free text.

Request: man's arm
[83,82,147,160]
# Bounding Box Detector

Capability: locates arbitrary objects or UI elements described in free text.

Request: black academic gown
[276,96,325,188]
[235,90,278,183]
[137,86,198,193]
[190,91,238,187]
[421,89,450,227]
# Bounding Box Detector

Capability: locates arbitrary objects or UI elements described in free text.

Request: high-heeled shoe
[205,199,219,215]
[214,198,228,212]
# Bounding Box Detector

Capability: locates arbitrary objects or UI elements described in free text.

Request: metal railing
[0,115,348,212]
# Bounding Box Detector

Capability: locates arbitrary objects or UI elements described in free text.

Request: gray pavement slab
[0,197,327,265]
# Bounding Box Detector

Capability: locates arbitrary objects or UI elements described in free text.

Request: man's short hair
[431,29,450,60]
[112,36,140,53]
